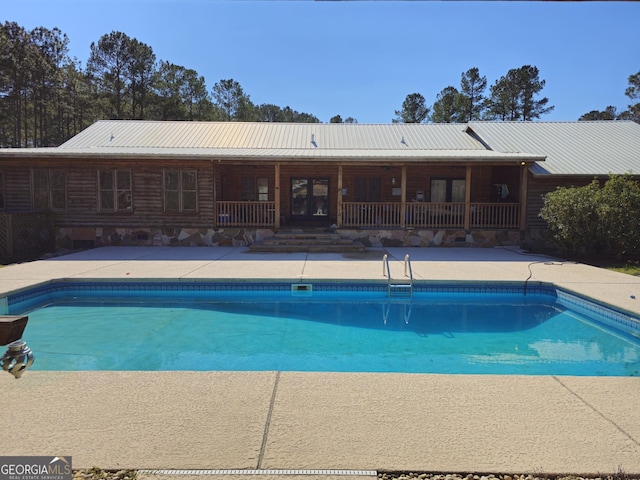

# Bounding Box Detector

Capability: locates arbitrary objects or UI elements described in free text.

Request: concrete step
[249,230,366,253]
[262,238,355,246]
[249,239,366,253]
[272,233,342,240]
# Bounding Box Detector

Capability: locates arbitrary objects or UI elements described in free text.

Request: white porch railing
[341,202,402,228]
[214,201,520,229]
[216,201,276,227]
[404,202,465,228]
[469,203,520,229]
[342,202,520,229]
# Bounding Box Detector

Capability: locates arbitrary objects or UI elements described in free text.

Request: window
[0,172,5,210]
[99,170,132,212]
[32,168,66,211]
[241,177,269,201]
[164,170,197,212]
[354,177,381,202]
[430,178,465,203]
[257,177,268,201]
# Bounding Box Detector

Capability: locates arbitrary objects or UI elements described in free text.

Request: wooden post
[519,162,528,231]
[337,165,343,228]
[464,165,472,230]
[400,166,407,228]
[211,161,218,227]
[275,163,281,228]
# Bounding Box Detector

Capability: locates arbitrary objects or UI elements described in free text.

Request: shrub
[540,175,640,258]
[595,175,640,257]
[539,180,600,255]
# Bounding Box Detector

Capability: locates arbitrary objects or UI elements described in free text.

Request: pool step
[388,280,413,297]
[249,232,366,253]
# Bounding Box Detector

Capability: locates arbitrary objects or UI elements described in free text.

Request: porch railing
[214,201,520,230]
[469,202,520,229]
[341,202,402,228]
[216,201,276,227]
[404,202,465,228]
[342,202,520,229]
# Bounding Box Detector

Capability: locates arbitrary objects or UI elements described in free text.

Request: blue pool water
[7,281,640,376]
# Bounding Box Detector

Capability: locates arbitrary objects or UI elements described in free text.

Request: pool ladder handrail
[383,254,413,297]
[382,300,413,325]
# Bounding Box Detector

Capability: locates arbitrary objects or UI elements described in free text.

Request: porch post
[211,160,217,227]
[519,162,528,231]
[464,165,471,230]
[274,162,281,228]
[337,164,343,228]
[400,165,407,228]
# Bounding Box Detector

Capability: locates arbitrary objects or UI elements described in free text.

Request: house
[0,120,638,258]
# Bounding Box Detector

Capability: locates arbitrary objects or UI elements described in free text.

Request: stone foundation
[335,228,523,248]
[56,226,255,250]
[56,226,525,250]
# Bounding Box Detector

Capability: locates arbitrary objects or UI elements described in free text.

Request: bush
[540,175,640,258]
[595,175,640,256]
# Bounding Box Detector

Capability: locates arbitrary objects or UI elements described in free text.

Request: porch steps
[249,232,366,253]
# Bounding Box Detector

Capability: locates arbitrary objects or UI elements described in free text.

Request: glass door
[291,178,329,221]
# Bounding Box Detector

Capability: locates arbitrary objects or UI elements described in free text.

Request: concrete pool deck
[1,246,639,478]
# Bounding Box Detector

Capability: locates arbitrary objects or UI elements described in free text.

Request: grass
[569,254,640,277]
[608,263,640,277]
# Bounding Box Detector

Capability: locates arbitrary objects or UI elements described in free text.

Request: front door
[291,178,330,222]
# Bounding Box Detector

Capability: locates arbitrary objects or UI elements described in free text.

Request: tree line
[1,21,639,148]
[578,70,640,122]
[393,66,640,124]
[394,66,554,123]
[0,23,321,147]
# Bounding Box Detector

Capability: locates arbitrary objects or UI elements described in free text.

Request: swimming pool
[6,280,640,376]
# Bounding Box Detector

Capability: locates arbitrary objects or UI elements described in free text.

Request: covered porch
[213,162,529,232]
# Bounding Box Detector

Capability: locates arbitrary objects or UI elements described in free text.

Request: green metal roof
[3,120,640,175]
[467,121,640,176]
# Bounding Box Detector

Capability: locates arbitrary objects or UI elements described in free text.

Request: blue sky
[3,1,639,123]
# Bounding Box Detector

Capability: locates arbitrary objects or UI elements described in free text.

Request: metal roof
[0,120,537,163]
[467,121,640,176]
[60,120,488,151]
[5,120,640,174]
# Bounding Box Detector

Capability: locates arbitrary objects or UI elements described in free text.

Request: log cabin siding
[342,165,473,203]
[1,166,32,212]
[526,175,599,230]
[491,166,522,203]
[215,164,276,202]
[402,165,467,202]
[470,166,492,202]
[3,156,532,230]
[66,167,98,213]
[48,158,216,228]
